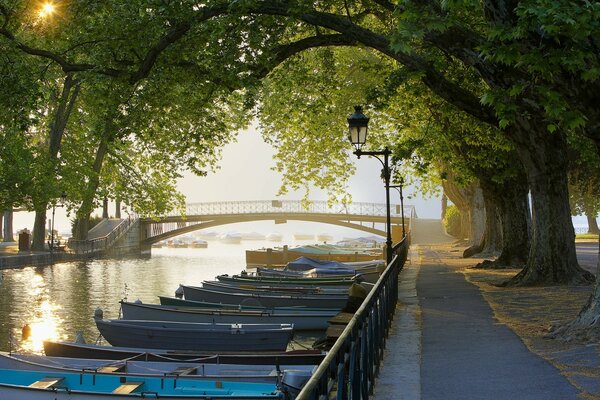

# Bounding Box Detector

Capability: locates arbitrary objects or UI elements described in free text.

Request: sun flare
[38,2,55,18]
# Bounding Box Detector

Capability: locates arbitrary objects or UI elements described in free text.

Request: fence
[68,217,137,255]
[296,236,409,399]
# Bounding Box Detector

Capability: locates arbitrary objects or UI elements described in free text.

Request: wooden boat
[191,240,208,248]
[0,352,315,385]
[217,274,359,286]
[95,319,293,352]
[0,368,282,399]
[120,301,337,330]
[158,296,339,312]
[246,244,382,266]
[201,280,349,295]
[181,285,349,309]
[43,341,326,365]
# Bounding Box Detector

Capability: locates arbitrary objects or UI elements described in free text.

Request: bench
[112,381,144,394]
[97,365,124,373]
[29,377,64,389]
[170,366,197,376]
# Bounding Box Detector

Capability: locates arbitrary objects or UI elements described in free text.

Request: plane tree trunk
[3,210,14,242]
[587,212,599,235]
[31,75,80,251]
[503,122,593,286]
[464,187,502,258]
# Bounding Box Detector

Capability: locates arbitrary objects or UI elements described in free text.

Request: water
[0,239,322,354]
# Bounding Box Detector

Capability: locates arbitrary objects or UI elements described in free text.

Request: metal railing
[68,217,137,255]
[296,236,409,399]
[169,200,415,218]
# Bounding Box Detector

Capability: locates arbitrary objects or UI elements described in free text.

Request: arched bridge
[140,200,415,245]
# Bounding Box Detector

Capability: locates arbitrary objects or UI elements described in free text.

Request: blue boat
[0,368,283,399]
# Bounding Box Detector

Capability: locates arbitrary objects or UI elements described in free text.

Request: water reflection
[0,241,256,353]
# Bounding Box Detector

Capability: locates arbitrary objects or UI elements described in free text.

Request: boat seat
[98,365,125,373]
[171,366,197,375]
[112,381,144,394]
[29,377,64,389]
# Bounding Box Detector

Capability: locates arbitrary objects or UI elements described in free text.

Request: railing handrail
[155,200,416,218]
[68,216,137,255]
[296,235,408,399]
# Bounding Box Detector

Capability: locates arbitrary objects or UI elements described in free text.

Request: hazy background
[11,125,592,237]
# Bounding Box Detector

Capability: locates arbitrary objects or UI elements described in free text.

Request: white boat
[293,233,314,241]
[220,233,242,244]
[240,232,266,240]
[266,233,283,242]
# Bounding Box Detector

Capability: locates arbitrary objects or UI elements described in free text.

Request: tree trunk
[587,213,600,235]
[504,123,593,285]
[550,235,600,340]
[3,210,14,242]
[115,199,121,219]
[102,197,109,219]
[466,185,485,248]
[0,212,3,240]
[465,188,502,258]
[74,137,110,240]
[476,176,531,268]
[441,193,448,220]
[31,75,80,251]
[442,176,474,241]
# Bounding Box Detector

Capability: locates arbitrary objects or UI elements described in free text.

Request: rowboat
[158,296,340,313]
[217,274,359,286]
[43,341,326,365]
[201,280,349,295]
[95,319,293,352]
[181,285,349,309]
[0,352,315,385]
[120,301,336,330]
[0,368,282,399]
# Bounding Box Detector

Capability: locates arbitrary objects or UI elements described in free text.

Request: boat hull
[95,319,293,352]
[181,285,348,309]
[120,301,335,330]
[43,341,326,365]
[0,368,282,399]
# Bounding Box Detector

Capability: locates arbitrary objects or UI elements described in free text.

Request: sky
[11,124,443,237]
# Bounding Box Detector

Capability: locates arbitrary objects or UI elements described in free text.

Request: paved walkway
[374,220,582,399]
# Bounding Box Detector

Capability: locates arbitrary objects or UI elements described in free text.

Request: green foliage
[443,204,462,237]
[71,214,103,237]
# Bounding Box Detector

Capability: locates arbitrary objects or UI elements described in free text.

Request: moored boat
[120,301,336,330]
[95,319,293,352]
[191,239,208,248]
[217,274,359,286]
[0,368,283,399]
[201,280,349,295]
[158,296,340,313]
[43,341,326,365]
[0,352,315,385]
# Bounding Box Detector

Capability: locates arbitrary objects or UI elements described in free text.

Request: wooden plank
[326,324,346,339]
[97,365,124,373]
[328,312,354,325]
[29,377,64,389]
[171,366,197,375]
[112,381,144,394]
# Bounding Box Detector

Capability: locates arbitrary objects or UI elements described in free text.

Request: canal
[0,239,318,354]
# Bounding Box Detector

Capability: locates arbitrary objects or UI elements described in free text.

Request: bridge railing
[68,216,137,255]
[296,236,409,399]
[178,200,414,218]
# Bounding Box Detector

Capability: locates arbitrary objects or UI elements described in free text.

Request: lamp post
[50,191,67,254]
[390,182,406,238]
[347,106,393,265]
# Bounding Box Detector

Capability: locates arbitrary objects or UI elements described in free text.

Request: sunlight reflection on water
[0,239,323,353]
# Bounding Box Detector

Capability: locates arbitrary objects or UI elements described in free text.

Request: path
[374,219,581,399]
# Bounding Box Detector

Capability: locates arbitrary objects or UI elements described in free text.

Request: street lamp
[50,191,67,254]
[390,182,406,238]
[347,106,393,265]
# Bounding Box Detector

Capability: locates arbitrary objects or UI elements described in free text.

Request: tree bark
[441,193,448,220]
[550,235,600,340]
[3,210,14,242]
[465,188,502,258]
[442,176,474,240]
[115,199,121,219]
[586,213,600,235]
[504,123,594,285]
[31,75,80,251]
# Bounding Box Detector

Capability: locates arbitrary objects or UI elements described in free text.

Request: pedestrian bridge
[140,200,415,246]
